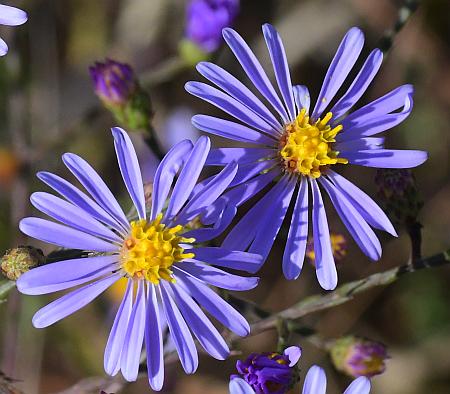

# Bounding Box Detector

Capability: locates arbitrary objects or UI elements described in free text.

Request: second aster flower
[230,364,371,394]
[17,128,261,391]
[186,24,427,290]
[231,346,301,393]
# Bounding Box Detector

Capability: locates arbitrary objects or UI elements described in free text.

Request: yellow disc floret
[120,214,195,284]
[279,109,348,178]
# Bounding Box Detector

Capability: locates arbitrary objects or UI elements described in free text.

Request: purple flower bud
[375,169,423,226]
[231,346,301,394]
[185,0,239,52]
[89,59,136,106]
[331,336,389,378]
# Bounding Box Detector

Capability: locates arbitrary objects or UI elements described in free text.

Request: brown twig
[378,0,420,54]
[227,249,450,344]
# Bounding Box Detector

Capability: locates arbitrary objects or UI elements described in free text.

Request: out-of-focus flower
[185,0,239,53]
[17,128,261,391]
[306,233,347,265]
[1,246,44,281]
[162,107,199,151]
[229,364,371,394]
[231,346,301,394]
[89,59,153,131]
[0,147,21,188]
[0,4,27,56]
[330,336,388,378]
[375,169,423,226]
[187,24,427,290]
[107,277,129,304]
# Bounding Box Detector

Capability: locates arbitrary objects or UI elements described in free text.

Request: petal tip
[111,126,126,138]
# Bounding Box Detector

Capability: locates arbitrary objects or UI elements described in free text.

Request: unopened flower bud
[307,233,347,265]
[89,59,153,131]
[330,336,388,378]
[375,169,423,226]
[90,59,136,106]
[232,346,301,394]
[1,246,45,280]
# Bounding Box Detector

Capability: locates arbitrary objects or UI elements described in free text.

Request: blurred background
[0,0,449,393]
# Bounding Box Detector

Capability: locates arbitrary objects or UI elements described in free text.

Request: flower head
[0,4,27,56]
[229,364,371,394]
[1,246,44,280]
[89,59,136,106]
[185,0,239,53]
[331,336,389,378]
[231,346,301,393]
[186,24,427,290]
[17,128,261,391]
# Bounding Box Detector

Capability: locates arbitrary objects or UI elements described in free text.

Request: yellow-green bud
[1,246,45,280]
[330,336,388,378]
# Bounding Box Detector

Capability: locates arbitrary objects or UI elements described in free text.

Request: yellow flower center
[279,109,348,178]
[120,214,195,284]
[307,233,347,263]
[357,355,385,376]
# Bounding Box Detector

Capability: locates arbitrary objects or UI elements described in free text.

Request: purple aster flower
[229,365,371,394]
[186,24,427,290]
[0,4,27,56]
[231,346,301,394]
[16,128,261,391]
[89,59,136,106]
[185,0,239,53]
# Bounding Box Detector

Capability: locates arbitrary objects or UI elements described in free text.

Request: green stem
[143,131,165,161]
[141,57,187,87]
[0,280,15,302]
[226,248,450,345]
